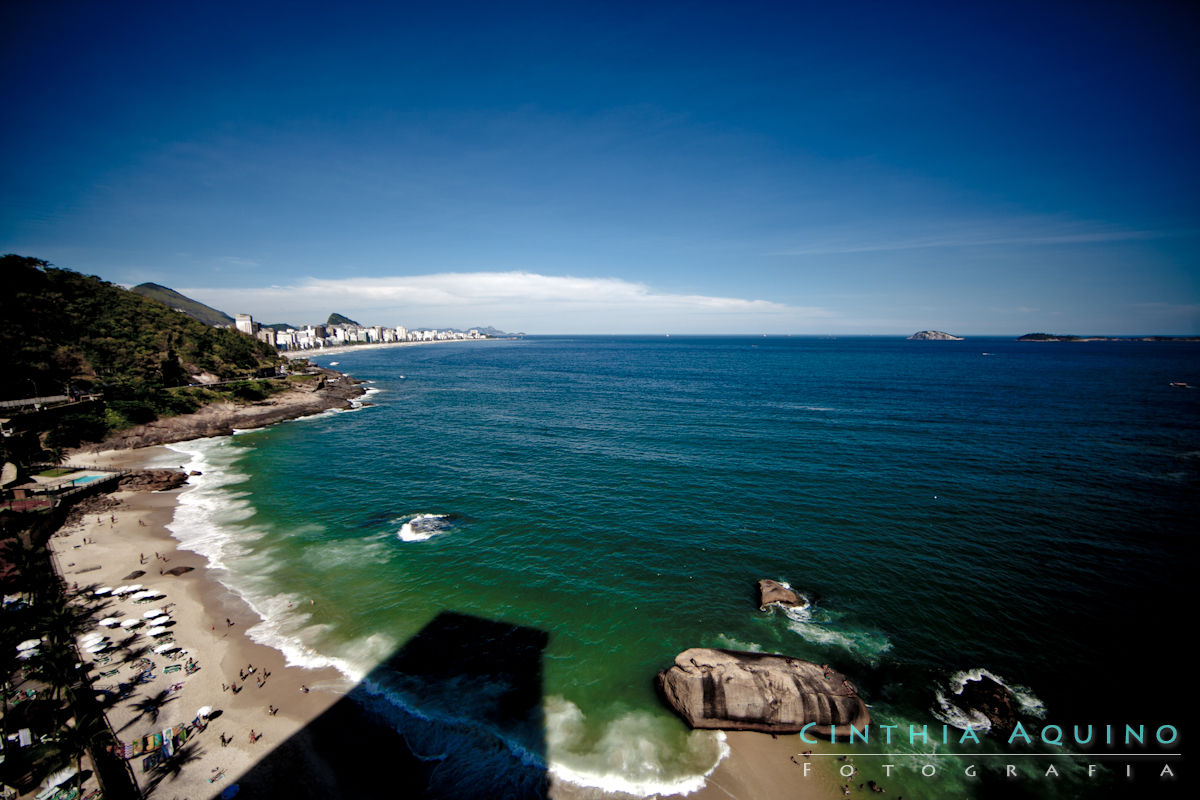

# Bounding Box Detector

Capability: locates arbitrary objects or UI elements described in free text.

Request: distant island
[1018,332,1200,342]
[908,330,963,340]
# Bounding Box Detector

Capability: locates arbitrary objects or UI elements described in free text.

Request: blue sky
[2,0,1197,334]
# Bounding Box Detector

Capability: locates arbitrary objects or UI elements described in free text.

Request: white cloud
[772,218,1183,257]
[180,271,832,333]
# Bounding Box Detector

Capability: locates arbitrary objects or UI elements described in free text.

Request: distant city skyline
[2,1,1197,335]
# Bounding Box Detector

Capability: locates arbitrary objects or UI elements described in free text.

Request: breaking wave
[397,513,453,542]
[932,667,1046,732]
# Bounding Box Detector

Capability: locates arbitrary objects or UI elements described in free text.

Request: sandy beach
[48,446,350,798]
[44,443,844,800]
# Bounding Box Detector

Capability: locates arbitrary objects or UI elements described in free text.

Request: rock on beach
[656,648,870,735]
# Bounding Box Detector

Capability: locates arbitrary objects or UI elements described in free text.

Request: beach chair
[163,665,181,674]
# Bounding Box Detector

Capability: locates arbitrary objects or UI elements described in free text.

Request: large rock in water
[958,674,1019,736]
[758,579,803,611]
[908,330,964,340]
[657,648,869,735]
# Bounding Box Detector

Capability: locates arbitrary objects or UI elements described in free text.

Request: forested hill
[131,282,235,327]
[0,255,282,401]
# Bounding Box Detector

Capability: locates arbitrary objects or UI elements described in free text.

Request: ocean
[162,336,1197,798]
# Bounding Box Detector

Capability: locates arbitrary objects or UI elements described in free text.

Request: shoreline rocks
[656,648,869,735]
[81,368,365,451]
[117,469,189,492]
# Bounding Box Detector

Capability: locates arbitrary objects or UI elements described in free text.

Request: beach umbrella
[16,639,41,651]
[197,705,213,717]
[120,619,141,628]
[85,643,110,654]
[130,591,152,600]
[143,609,164,618]
[153,643,178,654]
[93,587,112,596]
[98,617,119,627]
[80,633,106,645]
[145,626,168,636]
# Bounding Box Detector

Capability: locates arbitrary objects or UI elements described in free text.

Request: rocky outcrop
[957,674,1019,736]
[758,579,803,611]
[118,469,189,492]
[656,648,869,735]
[82,368,365,451]
[908,330,964,340]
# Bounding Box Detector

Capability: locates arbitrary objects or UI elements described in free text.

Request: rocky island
[656,648,869,735]
[1018,332,1200,342]
[908,330,964,340]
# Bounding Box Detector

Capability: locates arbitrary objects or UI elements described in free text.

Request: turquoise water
[164,337,1197,797]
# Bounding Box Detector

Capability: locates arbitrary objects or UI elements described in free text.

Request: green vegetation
[327,312,360,326]
[0,255,286,460]
[129,282,235,327]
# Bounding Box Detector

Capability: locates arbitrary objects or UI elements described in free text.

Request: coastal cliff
[79,367,365,451]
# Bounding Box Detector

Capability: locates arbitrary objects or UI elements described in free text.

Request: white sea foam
[163,438,383,687]
[397,513,452,542]
[711,634,763,652]
[932,667,1047,731]
[544,696,729,797]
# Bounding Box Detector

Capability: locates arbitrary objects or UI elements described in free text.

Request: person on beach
[268,704,278,716]
[300,684,309,693]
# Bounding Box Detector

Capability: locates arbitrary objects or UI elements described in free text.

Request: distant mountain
[132,282,235,327]
[262,322,297,331]
[327,312,360,326]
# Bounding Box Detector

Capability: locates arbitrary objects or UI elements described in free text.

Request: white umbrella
[93,587,112,596]
[80,633,106,645]
[145,626,168,636]
[120,619,141,628]
[16,639,41,651]
[143,609,164,618]
[153,643,178,654]
[130,591,152,600]
[98,617,119,627]
[85,643,110,654]
[197,705,213,718]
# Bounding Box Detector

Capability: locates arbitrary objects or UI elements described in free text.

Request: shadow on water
[230,610,550,799]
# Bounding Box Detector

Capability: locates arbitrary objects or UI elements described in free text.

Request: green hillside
[0,255,285,459]
[327,312,360,326]
[131,282,235,327]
